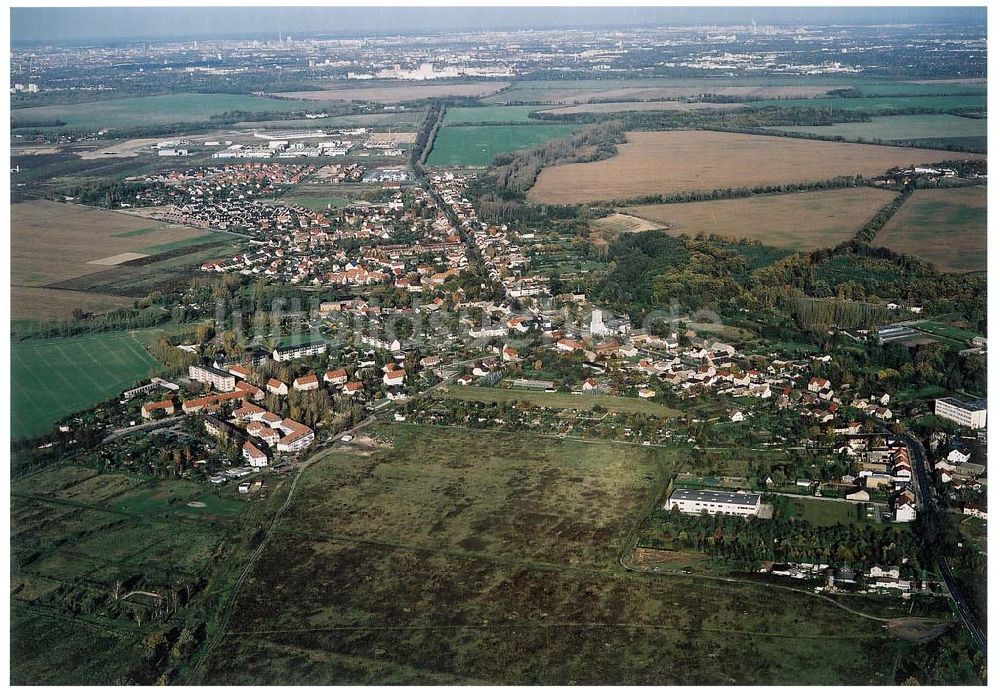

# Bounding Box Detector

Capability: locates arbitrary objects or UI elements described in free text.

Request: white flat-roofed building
[934,397,987,429]
[666,489,761,517]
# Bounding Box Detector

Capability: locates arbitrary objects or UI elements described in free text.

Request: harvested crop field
[624,188,898,251]
[528,131,982,204]
[10,287,134,320]
[874,187,987,273]
[540,101,747,115]
[11,199,225,317]
[274,81,509,103]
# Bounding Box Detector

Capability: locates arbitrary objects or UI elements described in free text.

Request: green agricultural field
[768,114,986,147]
[436,384,680,417]
[443,105,546,124]
[11,331,162,439]
[426,124,578,167]
[139,233,221,254]
[852,82,986,97]
[10,93,337,131]
[191,424,912,685]
[874,187,987,273]
[750,95,987,112]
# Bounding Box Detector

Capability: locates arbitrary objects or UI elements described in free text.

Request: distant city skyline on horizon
[11,5,987,44]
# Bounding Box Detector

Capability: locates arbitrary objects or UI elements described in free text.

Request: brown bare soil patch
[528,130,983,204]
[886,617,955,642]
[274,81,509,103]
[77,137,164,160]
[623,188,897,251]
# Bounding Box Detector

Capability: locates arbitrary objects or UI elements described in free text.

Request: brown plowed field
[528,130,982,204]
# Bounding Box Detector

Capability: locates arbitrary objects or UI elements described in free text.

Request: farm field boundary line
[225,621,889,641]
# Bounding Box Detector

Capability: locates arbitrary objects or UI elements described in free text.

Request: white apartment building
[666,489,762,517]
[934,397,987,429]
[272,340,327,362]
[188,363,237,391]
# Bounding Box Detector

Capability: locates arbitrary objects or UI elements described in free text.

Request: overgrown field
[194,424,908,685]
[528,130,983,204]
[435,384,681,417]
[623,188,897,251]
[427,124,579,167]
[10,93,337,131]
[11,331,162,439]
[767,114,986,150]
[11,464,252,684]
[874,186,987,273]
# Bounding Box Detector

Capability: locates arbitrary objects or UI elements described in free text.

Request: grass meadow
[427,124,578,167]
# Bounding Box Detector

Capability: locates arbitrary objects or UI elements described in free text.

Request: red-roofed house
[324,368,349,385]
[383,369,406,386]
[141,399,175,419]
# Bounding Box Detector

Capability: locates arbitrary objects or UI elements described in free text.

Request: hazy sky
[10,6,987,44]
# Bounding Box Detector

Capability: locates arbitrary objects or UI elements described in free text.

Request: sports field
[624,188,898,251]
[426,124,578,167]
[10,93,333,131]
[768,114,986,146]
[435,384,681,416]
[527,130,983,204]
[11,331,162,439]
[194,424,905,685]
[874,187,987,273]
